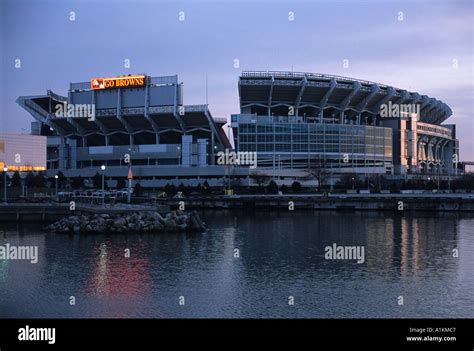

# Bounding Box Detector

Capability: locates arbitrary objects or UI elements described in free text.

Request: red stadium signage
[90,75,146,90]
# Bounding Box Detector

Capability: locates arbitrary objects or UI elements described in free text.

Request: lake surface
[1,210,473,318]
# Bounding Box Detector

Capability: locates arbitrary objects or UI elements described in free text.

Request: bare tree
[307,157,329,192]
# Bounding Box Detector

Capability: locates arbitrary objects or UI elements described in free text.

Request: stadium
[16,74,246,188]
[15,71,460,189]
[232,71,459,177]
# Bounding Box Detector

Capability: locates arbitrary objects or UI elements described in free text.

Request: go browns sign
[90,75,146,90]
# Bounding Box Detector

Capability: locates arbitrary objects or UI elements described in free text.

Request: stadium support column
[440,139,449,174]
[92,93,111,145]
[339,81,361,124]
[181,135,192,167]
[435,138,444,175]
[115,88,133,146]
[371,87,395,126]
[204,109,220,165]
[356,84,380,126]
[67,117,86,136]
[418,137,427,173]
[319,79,337,124]
[197,139,208,167]
[173,81,186,133]
[144,77,160,139]
[295,76,307,117]
[145,79,149,115]
[58,137,67,170]
[268,75,274,117]
[117,88,121,119]
[69,138,77,170]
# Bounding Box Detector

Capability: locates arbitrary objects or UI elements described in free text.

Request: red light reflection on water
[88,242,151,299]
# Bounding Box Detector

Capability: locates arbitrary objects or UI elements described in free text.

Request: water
[0,210,473,318]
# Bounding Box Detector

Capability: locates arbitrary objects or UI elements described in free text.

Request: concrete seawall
[163,193,474,212]
[0,203,170,222]
[1,194,474,222]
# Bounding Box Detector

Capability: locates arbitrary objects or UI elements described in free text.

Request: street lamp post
[101,165,106,207]
[3,167,8,204]
[177,146,181,166]
[54,174,59,196]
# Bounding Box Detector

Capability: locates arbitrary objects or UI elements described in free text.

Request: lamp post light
[54,174,59,196]
[101,164,106,207]
[3,166,8,204]
[177,146,181,166]
[214,145,218,166]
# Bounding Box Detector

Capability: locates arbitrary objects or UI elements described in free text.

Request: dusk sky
[1,0,472,158]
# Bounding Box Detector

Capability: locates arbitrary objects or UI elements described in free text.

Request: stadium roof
[239,71,452,125]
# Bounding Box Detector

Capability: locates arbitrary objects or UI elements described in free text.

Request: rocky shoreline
[44,210,207,234]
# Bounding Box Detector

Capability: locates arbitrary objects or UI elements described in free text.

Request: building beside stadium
[17,71,461,188]
[0,133,47,172]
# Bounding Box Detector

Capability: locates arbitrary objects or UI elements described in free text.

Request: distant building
[0,133,47,172]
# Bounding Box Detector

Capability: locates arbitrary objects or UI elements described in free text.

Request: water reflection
[88,241,151,298]
[218,211,461,279]
[0,211,473,318]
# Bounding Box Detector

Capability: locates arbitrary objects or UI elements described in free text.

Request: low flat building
[0,133,46,172]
